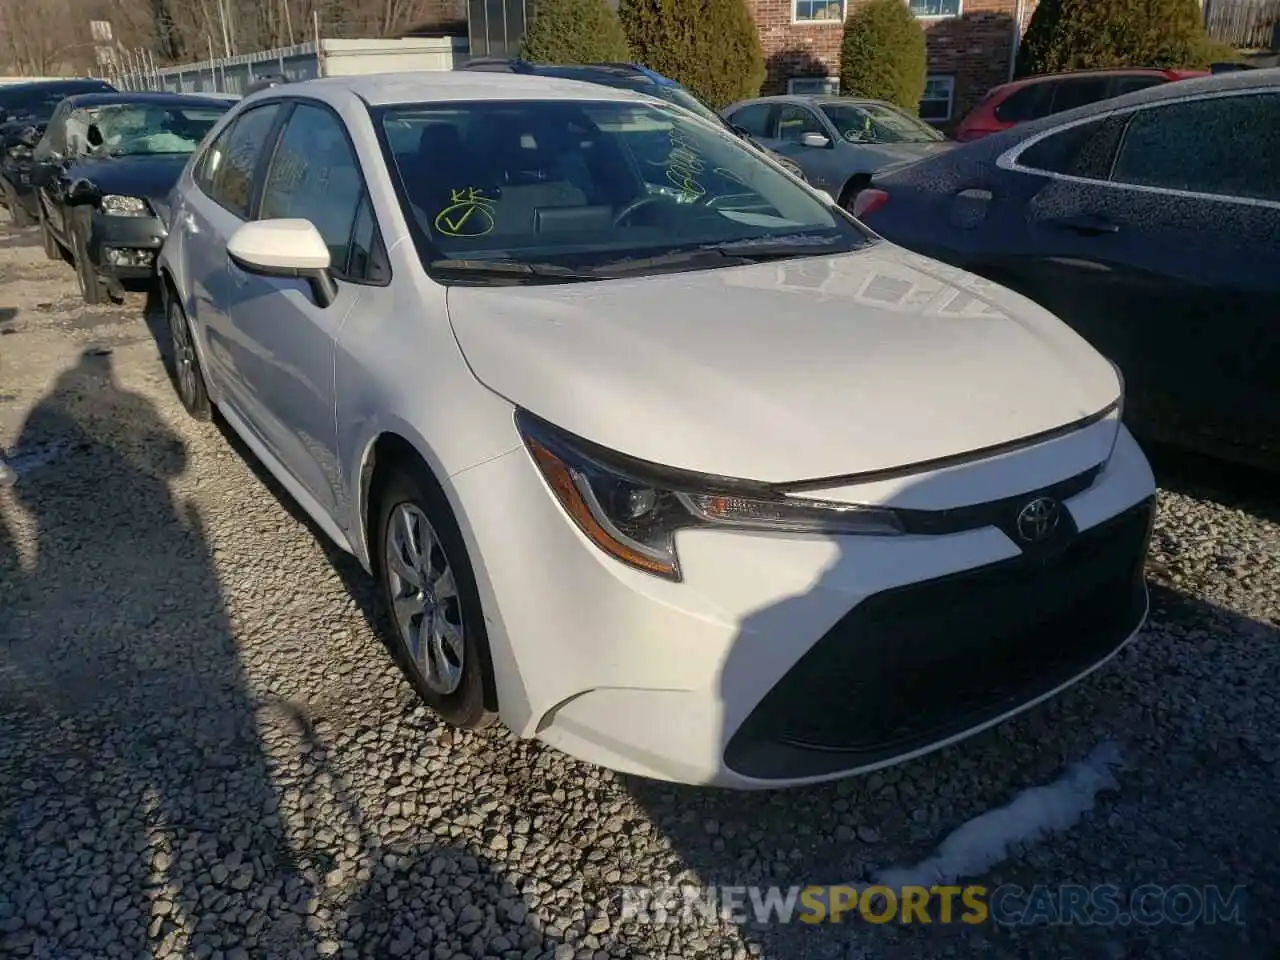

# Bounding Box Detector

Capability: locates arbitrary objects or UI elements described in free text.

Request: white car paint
[159,71,1157,788]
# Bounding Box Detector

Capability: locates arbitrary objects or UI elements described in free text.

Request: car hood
[445,244,1121,482]
[66,154,189,208]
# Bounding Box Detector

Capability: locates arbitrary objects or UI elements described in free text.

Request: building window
[908,0,961,17]
[793,0,845,22]
[787,76,841,95]
[919,74,955,122]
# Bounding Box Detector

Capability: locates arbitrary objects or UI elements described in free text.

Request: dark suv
[455,59,809,181]
[1,78,116,225]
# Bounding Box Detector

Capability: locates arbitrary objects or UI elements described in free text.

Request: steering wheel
[613,194,671,226]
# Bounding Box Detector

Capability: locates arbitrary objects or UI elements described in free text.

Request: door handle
[1046,214,1120,236]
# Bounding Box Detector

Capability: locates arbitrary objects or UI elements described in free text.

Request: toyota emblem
[1015,496,1060,544]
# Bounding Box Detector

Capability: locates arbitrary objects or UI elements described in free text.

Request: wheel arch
[838,172,873,209]
[357,427,506,716]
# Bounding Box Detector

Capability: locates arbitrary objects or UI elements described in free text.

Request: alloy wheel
[168,303,198,406]
[384,502,465,695]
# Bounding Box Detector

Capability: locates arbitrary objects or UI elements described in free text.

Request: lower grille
[725,497,1155,780]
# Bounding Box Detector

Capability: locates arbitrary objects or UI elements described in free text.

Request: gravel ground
[1,216,1277,960]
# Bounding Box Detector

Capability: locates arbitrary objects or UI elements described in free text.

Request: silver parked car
[722,95,954,210]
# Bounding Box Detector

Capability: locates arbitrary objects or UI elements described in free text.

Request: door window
[993,83,1051,123]
[260,103,368,278]
[197,104,282,219]
[726,103,773,138]
[1111,93,1280,203]
[775,104,825,144]
[1110,74,1166,97]
[1048,77,1112,114]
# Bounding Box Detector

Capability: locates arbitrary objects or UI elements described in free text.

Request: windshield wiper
[710,233,848,257]
[429,258,599,283]
[595,235,851,276]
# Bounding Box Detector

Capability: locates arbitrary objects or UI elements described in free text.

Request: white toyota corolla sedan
[157,71,1156,788]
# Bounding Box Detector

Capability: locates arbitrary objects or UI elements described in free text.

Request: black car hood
[65,153,189,205]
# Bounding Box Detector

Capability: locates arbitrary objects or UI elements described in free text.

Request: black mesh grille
[725,497,1155,781]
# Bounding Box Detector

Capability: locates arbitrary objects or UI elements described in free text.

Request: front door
[223,102,372,517]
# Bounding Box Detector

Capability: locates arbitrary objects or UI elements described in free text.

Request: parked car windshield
[378,98,871,282]
[78,102,229,157]
[819,101,946,144]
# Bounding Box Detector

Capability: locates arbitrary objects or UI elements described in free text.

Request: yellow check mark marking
[439,204,476,235]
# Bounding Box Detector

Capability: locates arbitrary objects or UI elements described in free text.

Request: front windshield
[78,103,228,157]
[378,98,871,282]
[819,101,946,144]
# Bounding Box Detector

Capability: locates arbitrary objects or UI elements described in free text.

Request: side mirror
[227,219,337,308]
[64,178,101,207]
[800,132,830,149]
[815,188,835,205]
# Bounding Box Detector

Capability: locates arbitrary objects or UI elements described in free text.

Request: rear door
[179,102,287,407]
[1011,89,1280,461]
[1045,75,1115,115]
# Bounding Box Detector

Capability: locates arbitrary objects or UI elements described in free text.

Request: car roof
[292,71,655,107]
[726,94,893,110]
[1000,66,1278,135]
[459,58,675,85]
[990,66,1206,95]
[61,91,234,109]
[0,78,112,95]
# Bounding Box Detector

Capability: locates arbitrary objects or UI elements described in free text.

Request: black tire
[373,463,497,729]
[166,295,211,421]
[39,205,60,260]
[3,181,32,228]
[71,220,104,305]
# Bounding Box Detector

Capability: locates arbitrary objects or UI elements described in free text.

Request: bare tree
[0,0,464,75]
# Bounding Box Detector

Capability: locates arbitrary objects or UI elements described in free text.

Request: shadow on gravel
[1141,440,1279,526]
[0,350,319,958]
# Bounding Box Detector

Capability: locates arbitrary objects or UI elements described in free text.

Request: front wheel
[39,205,60,260]
[373,465,497,729]
[71,225,104,305]
[3,181,32,227]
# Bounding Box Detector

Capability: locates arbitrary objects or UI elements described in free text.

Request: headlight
[101,195,151,217]
[517,410,903,581]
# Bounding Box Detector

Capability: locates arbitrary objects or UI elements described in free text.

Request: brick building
[457,0,1038,131]
[753,0,1036,129]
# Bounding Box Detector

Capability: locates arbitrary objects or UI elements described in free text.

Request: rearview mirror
[227,219,337,308]
[800,132,830,148]
[64,178,101,207]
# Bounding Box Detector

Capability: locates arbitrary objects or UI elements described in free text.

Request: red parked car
[953,67,1207,142]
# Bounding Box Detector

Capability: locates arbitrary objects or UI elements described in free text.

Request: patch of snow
[872,741,1126,890]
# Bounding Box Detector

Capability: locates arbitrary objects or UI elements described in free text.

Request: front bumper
[90,212,167,279]
[448,421,1156,788]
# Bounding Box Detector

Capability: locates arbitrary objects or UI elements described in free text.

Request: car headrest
[418,123,462,158]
